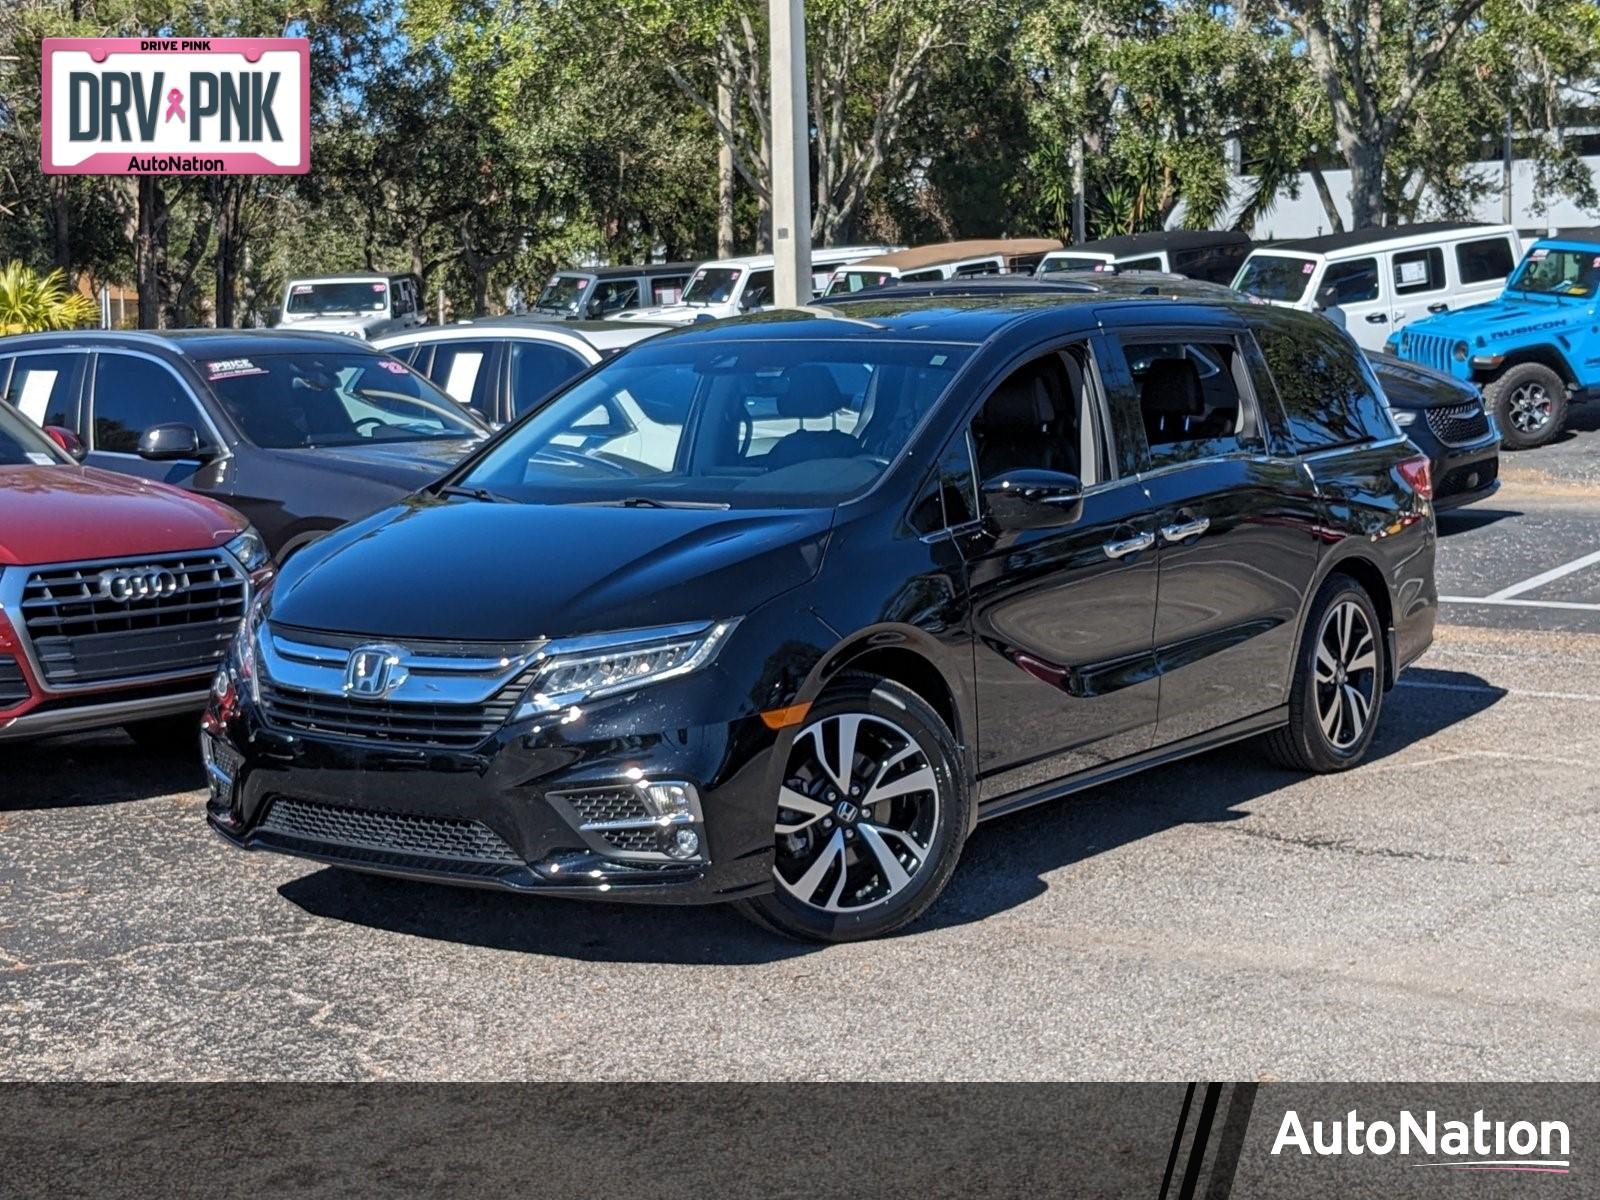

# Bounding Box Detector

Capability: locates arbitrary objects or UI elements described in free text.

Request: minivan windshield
[458,338,973,508]
[208,351,487,449]
[682,268,743,305]
[0,402,64,466]
[1506,247,1599,298]
[1233,254,1316,302]
[285,281,391,315]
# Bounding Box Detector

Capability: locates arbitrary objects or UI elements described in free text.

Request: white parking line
[1486,547,1600,600]
[1439,595,1600,613]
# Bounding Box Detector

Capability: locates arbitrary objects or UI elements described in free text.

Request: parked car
[532,263,701,320]
[0,331,489,560]
[1037,230,1253,283]
[1231,222,1522,352]
[824,239,1064,295]
[1386,227,1600,449]
[206,282,1435,942]
[374,318,669,425]
[0,400,272,744]
[922,272,1501,510]
[277,273,427,341]
[614,245,898,324]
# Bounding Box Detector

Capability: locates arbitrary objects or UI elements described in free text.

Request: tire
[1484,362,1567,450]
[736,672,970,942]
[124,712,202,752]
[1263,575,1386,773]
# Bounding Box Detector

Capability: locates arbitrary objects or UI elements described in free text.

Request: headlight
[1389,408,1417,426]
[224,527,270,573]
[514,619,739,718]
[1452,340,1469,362]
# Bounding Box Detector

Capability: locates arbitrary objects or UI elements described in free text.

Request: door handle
[1103,531,1155,560]
[1365,313,1389,324]
[1427,302,1449,313]
[1159,516,1211,543]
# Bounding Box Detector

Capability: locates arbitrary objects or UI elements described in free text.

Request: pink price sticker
[1301,261,1315,274]
[1592,256,1600,268]
[378,360,408,374]
[372,282,387,292]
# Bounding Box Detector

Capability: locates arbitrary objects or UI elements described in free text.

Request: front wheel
[1263,576,1386,773]
[736,674,969,942]
[1484,362,1567,450]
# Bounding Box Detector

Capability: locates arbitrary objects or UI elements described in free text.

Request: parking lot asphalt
[3,426,1599,1082]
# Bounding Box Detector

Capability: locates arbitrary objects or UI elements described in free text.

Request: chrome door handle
[1103,531,1155,560]
[1160,516,1211,543]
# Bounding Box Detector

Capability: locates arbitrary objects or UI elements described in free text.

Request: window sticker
[207,358,267,380]
[1530,248,1549,260]
[291,284,313,294]
[378,360,409,375]
[1397,260,1427,285]
[1302,261,1316,274]
[1592,256,1600,268]
[16,369,58,424]
[372,282,388,292]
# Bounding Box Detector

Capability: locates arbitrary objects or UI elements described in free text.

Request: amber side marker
[759,702,812,730]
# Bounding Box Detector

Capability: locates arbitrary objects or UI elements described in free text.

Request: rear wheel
[1484,362,1567,450]
[1264,576,1385,773]
[737,674,969,942]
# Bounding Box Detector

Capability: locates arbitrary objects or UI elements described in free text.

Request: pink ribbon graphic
[164,87,185,123]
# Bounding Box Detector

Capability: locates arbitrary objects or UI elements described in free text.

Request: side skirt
[975,706,1289,824]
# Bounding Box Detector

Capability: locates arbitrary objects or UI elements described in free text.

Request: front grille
[1436,457,1498,498]
[1424,401,1492,446]
[257,796,523,866]
[258,670,534,750]
[554,786,655,826]
[0,656,30,708]
[21,553,244,686]
[1403,333,1455,373]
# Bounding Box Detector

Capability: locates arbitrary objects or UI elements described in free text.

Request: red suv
[0,403,271,744]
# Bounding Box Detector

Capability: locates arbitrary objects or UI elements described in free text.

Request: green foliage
[0,261,99,333]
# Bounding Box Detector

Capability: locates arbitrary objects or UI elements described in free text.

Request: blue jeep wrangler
[1390,229,1600,448]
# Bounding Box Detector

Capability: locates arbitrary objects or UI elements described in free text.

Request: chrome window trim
[0,547,251,695]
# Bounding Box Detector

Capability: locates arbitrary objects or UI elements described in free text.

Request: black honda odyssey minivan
[205,288,1436,941]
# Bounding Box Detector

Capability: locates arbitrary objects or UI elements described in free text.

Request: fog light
[669,829,700,859]
[641,781,697,822]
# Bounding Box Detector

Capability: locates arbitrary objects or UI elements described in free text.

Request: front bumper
[204,672,785,904]
[0,686,209,742]
[1400,417,1500,512]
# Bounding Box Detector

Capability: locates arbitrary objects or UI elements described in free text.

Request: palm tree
[0,261,100,335]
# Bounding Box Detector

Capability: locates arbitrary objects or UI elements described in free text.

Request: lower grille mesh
[1424,401,1492,446]
[0,656,30,708]
[257,797,523,866]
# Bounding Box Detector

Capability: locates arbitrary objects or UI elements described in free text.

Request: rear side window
[1252,319,1395,451]
[509,341,589,417]
[1121,338,1263,467]
[422,341,499,416]
[1456,237,1515,284]
[3,353,82,428]
[1321,258,1380,304]
[1392,247,1445,295]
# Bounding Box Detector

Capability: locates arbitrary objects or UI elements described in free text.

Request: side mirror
[982,469,1084,531]
[585,298,604,318]
[137,423,206,461]
[43,425,86,462]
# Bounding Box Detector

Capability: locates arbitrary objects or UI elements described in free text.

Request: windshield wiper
[438,483,514,504]
[579,496,732,510]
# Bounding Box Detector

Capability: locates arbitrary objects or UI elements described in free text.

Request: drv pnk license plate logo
[42,37,309,175]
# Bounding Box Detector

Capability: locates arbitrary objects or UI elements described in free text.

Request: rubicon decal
[41,37,309,175]
[1272,1108,1571,1173]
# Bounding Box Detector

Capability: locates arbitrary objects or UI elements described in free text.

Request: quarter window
[1456,237,1515,284]
[1392,247,1445,295]
[3,353,82,428]
[508,341,590,417]
[1121,339,1262,468]
[1251,317,1394,450]
[1320,258,1381,304]
[91,356,206,454]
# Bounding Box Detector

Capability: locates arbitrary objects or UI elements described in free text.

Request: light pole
[769,0,812,307]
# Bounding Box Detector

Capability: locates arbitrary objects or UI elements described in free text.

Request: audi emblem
[98,567,180,602]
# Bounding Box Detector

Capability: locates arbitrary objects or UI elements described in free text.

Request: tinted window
[1456,237,1515,285]
[421,341,499,415]
[971,345,1100,483]
[910,434,977,534]
[899,268,946,282]
[92,356,206,454]
[1118,256,1163,272]
[1122,339,1261,467]
[1321,257,1380,304]
[207,351,483,449]
[1252,317,1395,450]
[462,339,971,508]
[2,353,81,428]
[1392,247,1445,295]
[509,341,590,416]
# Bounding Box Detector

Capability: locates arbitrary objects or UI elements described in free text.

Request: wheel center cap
[1335,664,1348,685]
[834,799,859,825]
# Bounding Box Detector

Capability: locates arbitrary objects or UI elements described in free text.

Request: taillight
[1398,455,1433,501]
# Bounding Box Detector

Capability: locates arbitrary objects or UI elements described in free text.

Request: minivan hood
[269,497,833,641]
[0,465,243,567]
[262,438,484,488]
